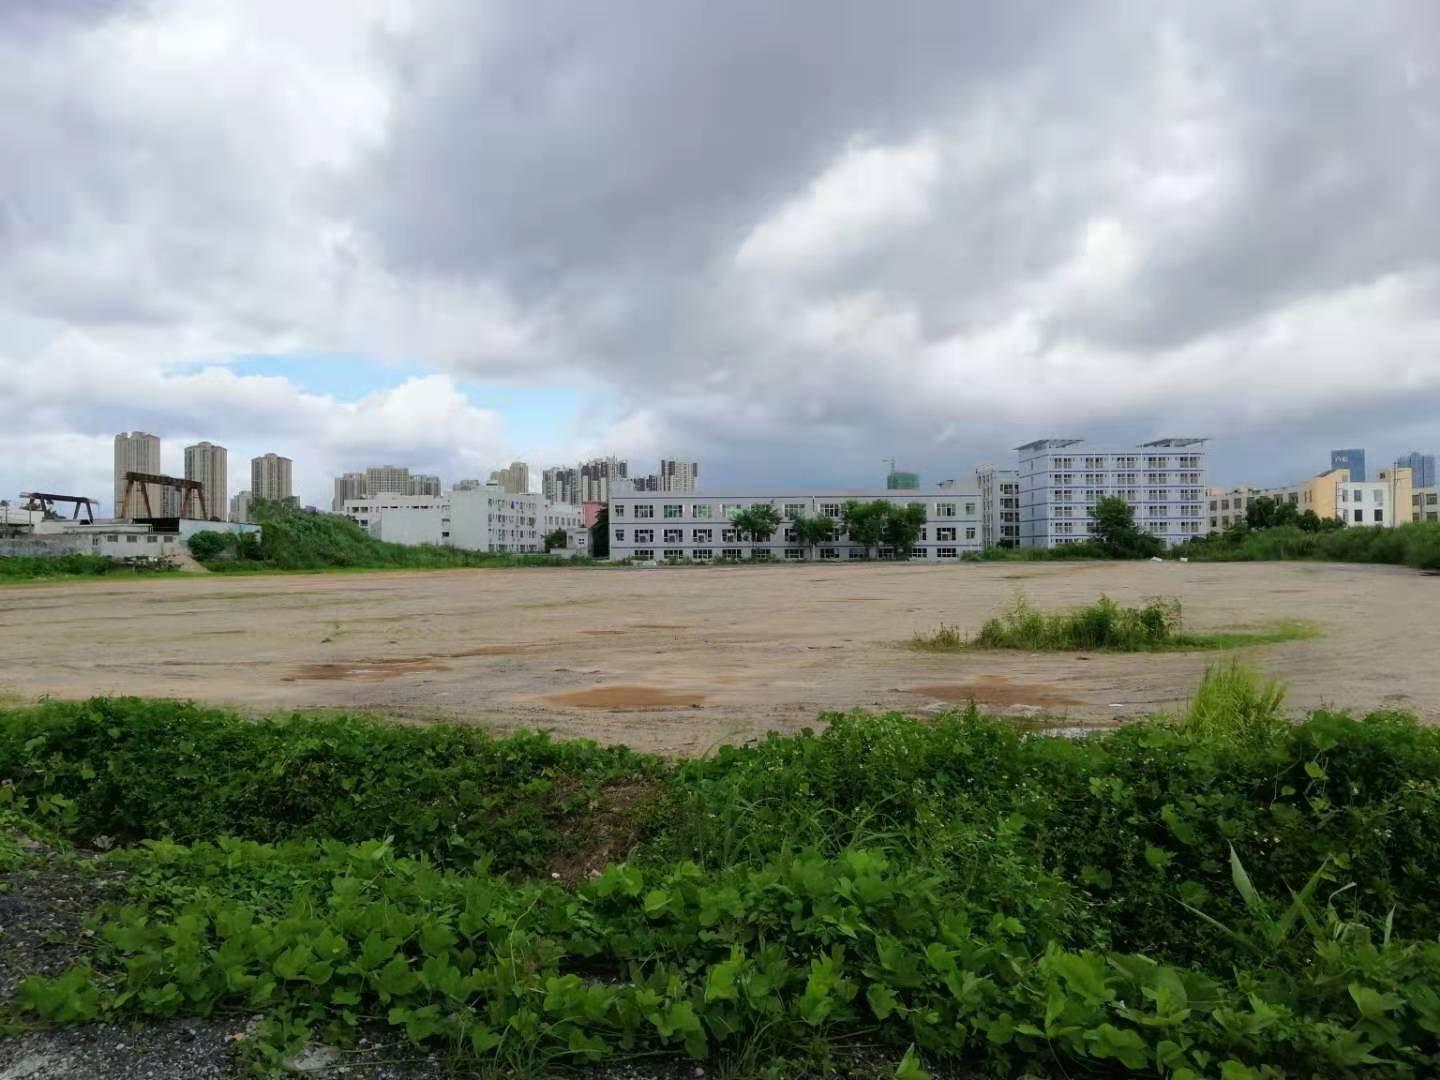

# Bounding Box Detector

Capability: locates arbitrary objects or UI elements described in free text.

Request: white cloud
[0,333,512,512]
[735,137,942,270]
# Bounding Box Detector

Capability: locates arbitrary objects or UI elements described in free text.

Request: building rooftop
[1014,438,1085,451]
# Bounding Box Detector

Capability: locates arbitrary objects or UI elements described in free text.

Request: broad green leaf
[895,1045,932,1080]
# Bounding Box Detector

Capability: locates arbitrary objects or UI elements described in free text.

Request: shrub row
[1179,520,1440,570]
[5,696,1440,1075]
[0,698,658,875]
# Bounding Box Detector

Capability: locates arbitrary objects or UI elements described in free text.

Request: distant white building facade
[342,488,579,554]
[975,466,1020,548]
[1017,438,1208,548]
[606,492,982,562]
[230,491,252,524]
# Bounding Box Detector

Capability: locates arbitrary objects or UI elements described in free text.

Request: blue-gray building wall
[1400,452,1435,490]
[1330,448,1366,482]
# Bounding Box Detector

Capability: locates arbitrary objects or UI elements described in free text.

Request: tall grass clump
[963,592,1317,652]
[1178,659,1289,746]
[973,592,1181,650]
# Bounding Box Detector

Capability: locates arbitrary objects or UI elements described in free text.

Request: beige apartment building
[251,453,294,503]
[113,431,162,519]
[489,461,531,494]
[1260,467,1412,528]
[1412,488,1438,523]
[184,441,227,520]
[1206,486,1262,532]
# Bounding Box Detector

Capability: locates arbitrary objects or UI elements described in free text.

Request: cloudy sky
[3,0,1438,511]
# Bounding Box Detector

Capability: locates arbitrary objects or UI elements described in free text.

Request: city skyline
[4,4,1438,510]
[37,428,1440,519]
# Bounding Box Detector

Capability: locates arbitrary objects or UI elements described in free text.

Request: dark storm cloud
[362,0,1089,286]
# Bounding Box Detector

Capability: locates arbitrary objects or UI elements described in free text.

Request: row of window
[1340,488,1384,504]
[1049,472,1202,487]
[1048,455,1202,470]
[94,534,177,545]
[616,526,978,543]
[615,501,977,520]
[627,546,967,562]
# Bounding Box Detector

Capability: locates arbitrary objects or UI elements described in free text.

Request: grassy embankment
[912,594,1319,652]
[0,553,184,582]
[3,672,1439,1078]
[1178,520,1440,570]
[969,521,1440,571]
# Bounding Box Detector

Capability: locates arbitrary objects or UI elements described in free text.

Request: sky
[2,0,1438,512]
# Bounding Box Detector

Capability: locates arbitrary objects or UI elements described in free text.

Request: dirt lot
[0,561,1434,753]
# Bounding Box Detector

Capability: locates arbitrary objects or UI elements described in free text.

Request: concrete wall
[376,510,446,546]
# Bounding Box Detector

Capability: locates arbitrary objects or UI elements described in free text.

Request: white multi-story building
[343,488,566,554]
[1017,438,1208,548]
[975,466,1020,548]
[184,441,227,521]
[230,490,252,524]
[251,453,294,503]
[342,494,448,535]
[607,492,982,562]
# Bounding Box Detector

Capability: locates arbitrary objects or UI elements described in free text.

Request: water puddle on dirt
[286,658,450,682]
[907,675,1081,708]
[544,686,705,708]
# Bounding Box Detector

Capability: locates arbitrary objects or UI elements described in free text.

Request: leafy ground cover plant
[4,682,1440,1077]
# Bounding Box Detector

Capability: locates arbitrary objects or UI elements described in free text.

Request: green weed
[908,623,965,651]
[1179,660,1289,746]
[969,593,1315,652]
[0,553,181,582]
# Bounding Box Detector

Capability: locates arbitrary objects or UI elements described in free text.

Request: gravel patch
[0,836,123,1001]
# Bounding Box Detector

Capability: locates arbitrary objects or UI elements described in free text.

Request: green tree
[731,503,783,549]
[185,531,230,561]
[882,503,928,559]
[1089,496,1162,558]
[1247,496,1278,530]
[842,500,890,559]
[543,528,568,552]
[790,513,837,560]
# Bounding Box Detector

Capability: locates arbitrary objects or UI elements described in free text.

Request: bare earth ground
[0,561,1435,753]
